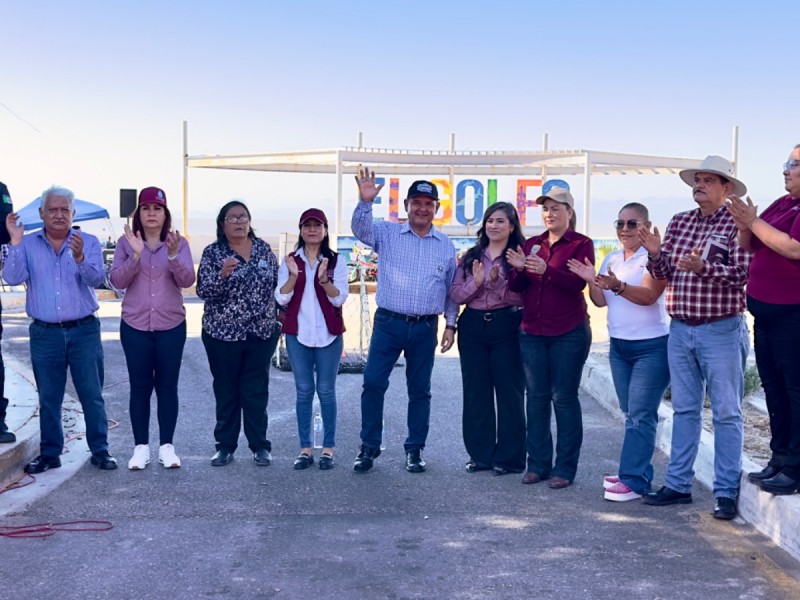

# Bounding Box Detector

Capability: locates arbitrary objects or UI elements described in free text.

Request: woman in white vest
[568,202,670,502]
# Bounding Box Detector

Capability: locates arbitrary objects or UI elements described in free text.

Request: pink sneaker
[603,475,620,490]
[604,481,642,502]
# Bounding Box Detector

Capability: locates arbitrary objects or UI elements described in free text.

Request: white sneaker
[604,481,642,502]
[128,445,150,470]
[159,444,181,468]
[603,475,620,490]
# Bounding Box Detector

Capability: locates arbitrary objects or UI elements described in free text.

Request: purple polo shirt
[747,194,800,304]
[109,236,195,331]
[508,230,593,336]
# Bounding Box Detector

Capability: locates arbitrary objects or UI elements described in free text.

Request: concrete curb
[0,355,91,516]
[581,353,800,562]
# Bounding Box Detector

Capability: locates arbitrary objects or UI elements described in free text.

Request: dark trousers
[748,296,800,479]
[520,322,591,480]
[0,298,5,401]
[360,310,438,451]
[120,320,187,445]
[457,307,525,471]
[202,330,280,453]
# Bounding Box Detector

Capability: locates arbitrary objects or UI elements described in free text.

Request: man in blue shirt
[4,186,117,472]
[351,169,457,473]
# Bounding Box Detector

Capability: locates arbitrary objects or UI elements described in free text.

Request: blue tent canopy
[17,198,111,231]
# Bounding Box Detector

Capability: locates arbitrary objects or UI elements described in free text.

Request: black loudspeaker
[0,181,12,244]
[120,189,137,218]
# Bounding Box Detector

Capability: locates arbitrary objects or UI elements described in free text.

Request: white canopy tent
[182,124,741,239]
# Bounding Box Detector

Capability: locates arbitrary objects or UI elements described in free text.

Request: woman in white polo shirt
[568,202,670,501]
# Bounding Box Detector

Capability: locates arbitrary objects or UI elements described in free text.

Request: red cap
[138,187,167,206]
[299,208,328,227]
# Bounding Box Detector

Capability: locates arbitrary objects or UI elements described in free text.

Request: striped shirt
[351,201,457,325]
[648,205,750,321]
[4,230,103,322]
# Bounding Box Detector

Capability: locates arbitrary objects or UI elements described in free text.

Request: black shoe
[90,453,118,470]
[465,460,491,473]
[293,453,314,470]
[747,464,782,483]
[759,472,800,496]
[0,430,15,444]
[353,445,381,473]
[713,497,738,520]
[406,449,426,473]
[253,448,272,466]
[24,454,62,474]
[318,453,335,471]
[642,486,692,506]
[211,449,234,466]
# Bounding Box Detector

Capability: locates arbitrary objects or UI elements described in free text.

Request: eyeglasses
[613,219,643,230]
[224,215,250,224]
[784,160,800,171]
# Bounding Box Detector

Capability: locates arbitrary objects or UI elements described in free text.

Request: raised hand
[317,257,330,282]
[726,195,757,229]
[566,256,596,283]
[284,254,299,278]
[525,254,547,276]
[5,213,24,244]
[638,225,661,257]
[220,257,238,279]
[471,260,485,287]
[354,167,384,203]
[67,231,85,264]
[595,267,621,290]
[123,224,145,258]
[677,247,703,273]
[165,230,182,259]
[506,245,526,271]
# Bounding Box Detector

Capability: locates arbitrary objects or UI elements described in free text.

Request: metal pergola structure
[182,124,740,239]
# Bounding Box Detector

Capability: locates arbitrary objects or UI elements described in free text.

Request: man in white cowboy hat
[638,155,751,520]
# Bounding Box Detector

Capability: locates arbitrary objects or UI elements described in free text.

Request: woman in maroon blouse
[728,144,800,495]
[507,187,594,489]
[449,202,526,476]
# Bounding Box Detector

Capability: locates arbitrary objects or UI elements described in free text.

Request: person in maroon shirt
[450,202,526,476]
[728,144,800,496]
[507,187,594,489]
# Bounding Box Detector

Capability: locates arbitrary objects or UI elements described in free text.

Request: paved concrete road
[1,299,799,600]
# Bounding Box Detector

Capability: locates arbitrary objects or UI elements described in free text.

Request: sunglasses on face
[613,219,643,230]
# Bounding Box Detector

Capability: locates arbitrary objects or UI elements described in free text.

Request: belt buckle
[411,315,422,323]
[483,312,493,322]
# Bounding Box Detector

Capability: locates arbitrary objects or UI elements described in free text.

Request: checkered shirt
[648,205,750,321]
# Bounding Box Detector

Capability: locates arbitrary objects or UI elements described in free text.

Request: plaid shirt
[648,205,750,321]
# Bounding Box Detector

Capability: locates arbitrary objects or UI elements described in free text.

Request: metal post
[182,121,189,239]
[541,132,549,185]
[449,133,456,204]
[358,131,363,149]
[583,152,592,236]
[335,150,343,243]
[731,125,740,177]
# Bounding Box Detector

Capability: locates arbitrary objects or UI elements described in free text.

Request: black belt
[33,315,96,329]
[465,306,521,322]
[377,308,438,323]
[674,314,735,327]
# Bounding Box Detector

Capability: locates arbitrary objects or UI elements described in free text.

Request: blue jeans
[285,334,343,449]
[520,322,591,480]
[609,335,670,494]
[360,310,438,451]
[665,316,749,499]
[29,317,109,457]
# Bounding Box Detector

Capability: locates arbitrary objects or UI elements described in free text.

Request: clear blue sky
[2,1,795,239]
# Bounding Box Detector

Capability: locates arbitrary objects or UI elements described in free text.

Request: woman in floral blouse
[196,200,281,468]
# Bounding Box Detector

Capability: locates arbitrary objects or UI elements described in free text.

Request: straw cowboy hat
[679,155,747,197]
